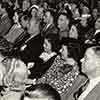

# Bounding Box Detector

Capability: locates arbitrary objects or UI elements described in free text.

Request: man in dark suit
[18,8,58,64]
[19,33,43,64]
[41,8,58,37]
[17,16,43,64]
[84,17,100,45]
[0,2,11,36]
[78,46,100,100]
[11,13,43,64]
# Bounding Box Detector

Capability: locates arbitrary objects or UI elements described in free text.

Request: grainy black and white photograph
[0,0,100,100]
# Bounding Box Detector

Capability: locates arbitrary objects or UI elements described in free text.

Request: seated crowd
[0,0,100,100]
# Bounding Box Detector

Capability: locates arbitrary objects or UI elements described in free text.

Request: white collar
[89,77,100,86]
[95,29,100,35]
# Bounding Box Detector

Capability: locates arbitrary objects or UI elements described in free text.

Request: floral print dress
[36,55,79,99]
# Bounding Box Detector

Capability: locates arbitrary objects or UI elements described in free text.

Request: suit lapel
[84,82,100,100]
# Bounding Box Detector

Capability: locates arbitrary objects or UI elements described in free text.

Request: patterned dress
[36,55,79,99]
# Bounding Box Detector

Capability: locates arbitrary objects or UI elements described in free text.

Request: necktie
[41,24,48,36]
[14,31,26,45]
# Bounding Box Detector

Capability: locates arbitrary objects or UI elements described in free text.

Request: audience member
[13,13,30,49]
[70,2,80,20]
[0,1,100,100]
[41,8,58,37]
[77,46,100,100]
[28,4,40,37]
[4,9,24,43]
[21,0,31,12]
[94,17,100,44]
[18,14,43,64]
[92,8,99,21]
[57,11,70,39]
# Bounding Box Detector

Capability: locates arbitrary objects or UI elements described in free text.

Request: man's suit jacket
[13,31,30,48]
[83,82,100,100]
[63,74,88,100]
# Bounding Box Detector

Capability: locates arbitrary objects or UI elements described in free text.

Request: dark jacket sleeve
[29,55,57,79]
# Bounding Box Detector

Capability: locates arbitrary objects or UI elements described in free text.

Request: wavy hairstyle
[2,57,28,90]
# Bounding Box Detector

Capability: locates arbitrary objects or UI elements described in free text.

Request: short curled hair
[45,34,60,53]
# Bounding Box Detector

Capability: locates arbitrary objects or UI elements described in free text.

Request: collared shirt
[78,77,100,100]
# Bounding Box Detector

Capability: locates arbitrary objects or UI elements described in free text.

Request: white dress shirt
[78,77,100,100]
[39,52,56,62]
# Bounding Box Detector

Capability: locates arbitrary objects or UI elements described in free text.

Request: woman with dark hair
[60,37,82,62]
[28,34,60,79]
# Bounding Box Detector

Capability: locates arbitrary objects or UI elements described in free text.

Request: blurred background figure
[41,8,58,37]
[4,9,23,44]
[22,84,61,100]
[21,0,31,12]
[0,57,30,100]
[0,1,11,36]
[28,4,40,37]
[57,11,70,39]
